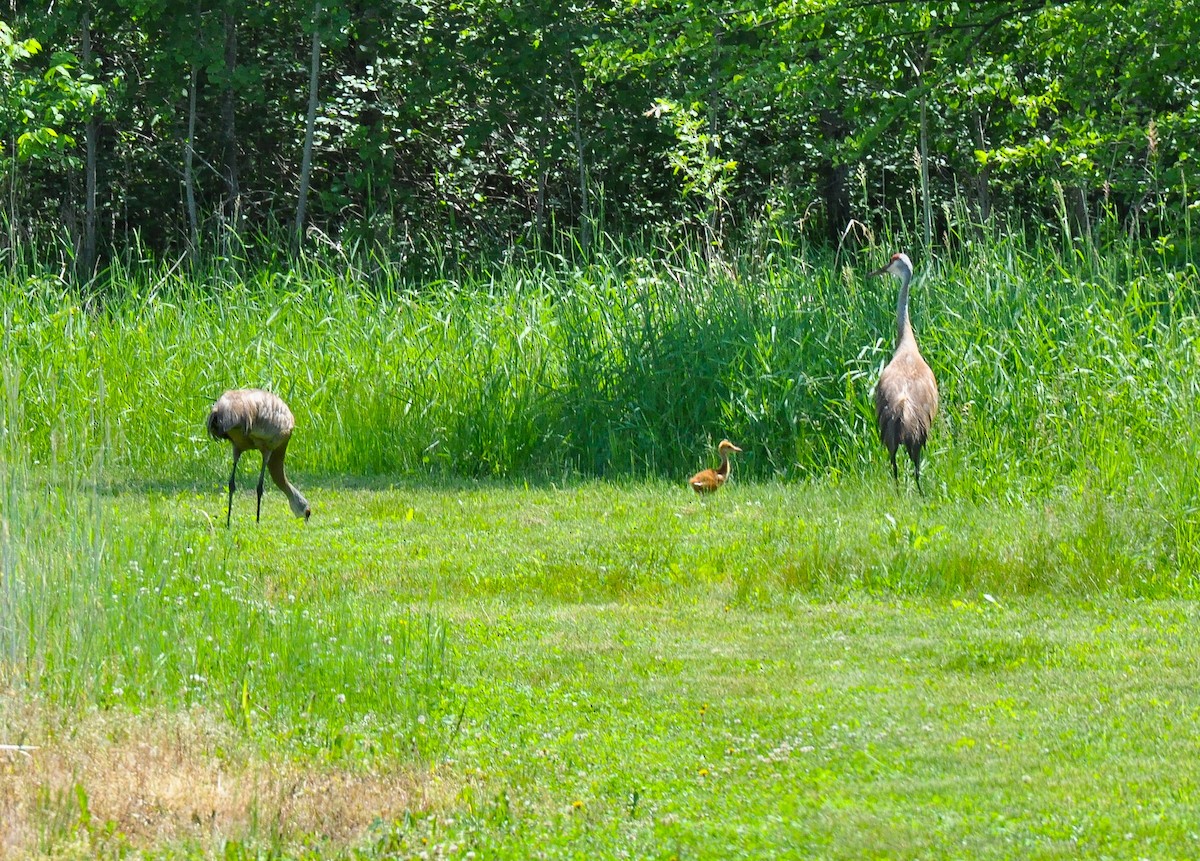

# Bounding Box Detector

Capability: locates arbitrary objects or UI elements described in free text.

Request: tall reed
[1,222,1196,497]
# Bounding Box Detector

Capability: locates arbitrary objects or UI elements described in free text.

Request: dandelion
[336,693,346,704]
[572,800,584,810]
[698,768,709,777]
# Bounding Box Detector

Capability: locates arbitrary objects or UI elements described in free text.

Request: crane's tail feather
[876,391,931,450]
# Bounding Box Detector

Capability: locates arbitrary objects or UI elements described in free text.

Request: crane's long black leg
[913,450,924,497]
[256,452,268,523]
[226,449,242,528]
[889,449,900,487]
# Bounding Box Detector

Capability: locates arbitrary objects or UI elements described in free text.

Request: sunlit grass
[0,463,457,762]
[5,481,1200,858]
[2,226,1200,857]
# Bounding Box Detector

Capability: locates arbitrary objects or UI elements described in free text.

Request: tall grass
[2,223,1197,492]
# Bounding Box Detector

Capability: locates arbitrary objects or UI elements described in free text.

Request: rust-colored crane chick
[689,439,743,494]
[207,389,311,526]
[870,252,939,493]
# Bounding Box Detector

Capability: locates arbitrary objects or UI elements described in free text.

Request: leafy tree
[7,1,1199,265]
[0,17,106,249]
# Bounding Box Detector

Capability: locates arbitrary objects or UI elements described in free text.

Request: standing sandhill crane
[689,439,743,494]
[870,252,939,493]
[206,389,311,526]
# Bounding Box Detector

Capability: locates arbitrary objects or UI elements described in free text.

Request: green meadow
[3,230,1200,858]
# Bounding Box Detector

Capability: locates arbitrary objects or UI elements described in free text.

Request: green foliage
[0,18,106,169]
[7,1,1200,260]
[645,98,739,238]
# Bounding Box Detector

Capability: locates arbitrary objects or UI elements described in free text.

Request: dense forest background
[2,0,1197,276]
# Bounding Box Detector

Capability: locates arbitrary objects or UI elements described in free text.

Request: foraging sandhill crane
[870,252,939,493]
[689,439,743,494]
[206,389,311,526]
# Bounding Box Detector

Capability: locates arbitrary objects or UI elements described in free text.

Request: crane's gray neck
[286,485,310,519]
[895,262,915,347]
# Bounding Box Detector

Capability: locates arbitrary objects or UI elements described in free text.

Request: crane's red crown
[869,252,912,279]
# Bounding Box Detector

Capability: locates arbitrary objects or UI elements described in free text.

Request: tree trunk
[344,0,383,231]
[817,108,849,244]
[919,93,932,249]
[220,3,241,228]
[184,65,199,251]
[535,170,547,243]
[571,74,591,253]
[917,43,933,251]
[294,0,322,246]
[4,136,16,254]
[1064,185,1090,239]
[973,108,992,224]
[705,23,722,256]
[80,3,98,282]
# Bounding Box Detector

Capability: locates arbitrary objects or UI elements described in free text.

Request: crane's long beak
[868,265,889,277]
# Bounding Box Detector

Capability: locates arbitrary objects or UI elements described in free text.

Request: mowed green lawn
[6,477,1200,859]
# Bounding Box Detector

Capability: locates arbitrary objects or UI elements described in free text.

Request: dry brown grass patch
[0,700,447,858]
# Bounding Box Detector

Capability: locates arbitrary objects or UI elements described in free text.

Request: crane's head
[717,439,743,455]
[869,252,913,282]
[289,493,312,522]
